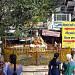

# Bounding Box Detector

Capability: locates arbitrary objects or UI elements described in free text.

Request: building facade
[61,0,75,21]
[48,13,71,30]
[48,0,75,30]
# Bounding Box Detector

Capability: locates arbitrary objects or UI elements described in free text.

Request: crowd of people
[48,52,75,75]
[2,52,75,75]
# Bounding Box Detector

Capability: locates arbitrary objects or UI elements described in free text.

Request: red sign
[42,30,60,37]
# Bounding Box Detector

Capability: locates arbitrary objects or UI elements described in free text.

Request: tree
[0,26,5,37]
[0,0,64,28]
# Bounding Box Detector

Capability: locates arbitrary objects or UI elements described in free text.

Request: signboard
[62,22,75,48]
[42,30,60,37]
[37,22,43,27]
[54,21,62,28]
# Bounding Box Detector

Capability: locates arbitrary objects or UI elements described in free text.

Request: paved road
[22,65,48,75]
[0,65,48,75]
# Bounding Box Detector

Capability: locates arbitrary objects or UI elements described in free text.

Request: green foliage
[1,0,62,28]
[24,21,30,27]
[32,16,46,24]
[0,26,5,37]
[14,29,22,39]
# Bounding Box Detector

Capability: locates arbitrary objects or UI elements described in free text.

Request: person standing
[63,54,75,75]
[48,52,61,75]
[3,54,22,75]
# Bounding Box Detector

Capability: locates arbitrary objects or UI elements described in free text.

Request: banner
[62,22,75,48]
[54,21,62,28]
[42,30,60,37]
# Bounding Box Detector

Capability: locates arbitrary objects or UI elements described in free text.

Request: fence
[4,44,71,65]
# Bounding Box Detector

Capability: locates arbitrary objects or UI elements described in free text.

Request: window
[54,13,70,21]
[57,15,61,21]
[62,15,66,21]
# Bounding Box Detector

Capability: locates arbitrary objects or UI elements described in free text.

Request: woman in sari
[3,54,22,75]
[48,52,61,75]
[63,54,75,75]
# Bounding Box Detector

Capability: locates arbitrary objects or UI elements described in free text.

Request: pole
[36,50,38,66]
[36,46,39,66]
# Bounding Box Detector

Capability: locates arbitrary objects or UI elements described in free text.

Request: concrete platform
[21,65,48,75]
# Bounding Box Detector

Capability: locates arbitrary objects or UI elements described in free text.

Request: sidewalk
[22,65,48,75]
